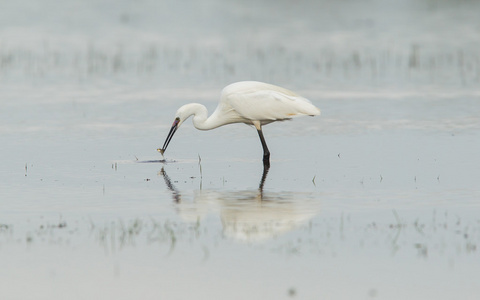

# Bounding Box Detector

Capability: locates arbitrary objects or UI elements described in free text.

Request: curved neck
[183,103,222,130]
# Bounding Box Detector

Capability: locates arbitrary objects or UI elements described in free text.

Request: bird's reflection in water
[160,164,321,243]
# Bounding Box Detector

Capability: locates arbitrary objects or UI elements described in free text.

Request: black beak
[158,118,179,155]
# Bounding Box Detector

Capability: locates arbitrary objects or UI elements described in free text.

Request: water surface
[1,0,480,299]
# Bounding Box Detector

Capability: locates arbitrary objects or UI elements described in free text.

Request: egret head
[157,105,192,155]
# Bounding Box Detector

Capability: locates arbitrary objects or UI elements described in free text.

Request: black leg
[256,128,270,165]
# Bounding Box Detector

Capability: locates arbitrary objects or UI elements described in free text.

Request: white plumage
[221,81,320,124]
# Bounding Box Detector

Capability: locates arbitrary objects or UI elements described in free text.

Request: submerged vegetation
[1,211,478,260]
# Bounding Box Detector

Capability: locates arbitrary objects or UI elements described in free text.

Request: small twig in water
[391,209,403,253]
[198,154,203,190]
[392,209,401,226]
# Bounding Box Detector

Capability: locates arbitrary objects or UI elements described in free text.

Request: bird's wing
[226,89,320,122]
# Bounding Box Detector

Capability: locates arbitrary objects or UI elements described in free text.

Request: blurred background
[2,0,479,90]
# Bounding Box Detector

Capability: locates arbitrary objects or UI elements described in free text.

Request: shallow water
[1,0,480,299]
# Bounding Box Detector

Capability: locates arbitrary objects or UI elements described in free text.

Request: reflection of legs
[258,161,270,192]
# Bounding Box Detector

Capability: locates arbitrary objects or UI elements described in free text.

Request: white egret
[158,81,320,164]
